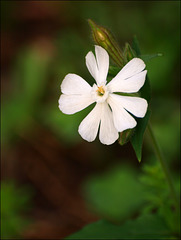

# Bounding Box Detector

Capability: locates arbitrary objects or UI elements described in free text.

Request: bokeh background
[1,1,180,239]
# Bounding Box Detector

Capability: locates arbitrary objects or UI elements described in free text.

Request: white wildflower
[58,45,148,145]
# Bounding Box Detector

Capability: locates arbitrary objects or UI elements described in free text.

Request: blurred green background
[1,1,180,239]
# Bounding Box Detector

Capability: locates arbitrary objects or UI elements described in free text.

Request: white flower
[58,45,148,145]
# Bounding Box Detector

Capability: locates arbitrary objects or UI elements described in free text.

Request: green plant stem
[147,122,179,209]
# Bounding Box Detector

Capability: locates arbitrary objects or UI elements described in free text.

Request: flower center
[96,86,105,96]
[91,84,109,103]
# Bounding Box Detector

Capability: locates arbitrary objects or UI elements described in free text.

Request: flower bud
[119,128,135,146]
[88,19,124,68]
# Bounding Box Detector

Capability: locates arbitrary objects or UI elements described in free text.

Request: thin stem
[147,122,179,209]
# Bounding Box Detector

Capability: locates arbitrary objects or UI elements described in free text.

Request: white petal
[111,95,148,118]
[108,70,147,93]
[78,103,101,142]
[85,51,99,83]
[107,94,137,132]
[95,45,109,85]
[85,46,109,86]
[116,58,145,80]
[61,74,92,95]
[99,103,119,145]
[58,94,94,114]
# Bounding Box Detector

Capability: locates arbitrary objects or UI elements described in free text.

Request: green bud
[119,128,135,146]
[88,19,124,68]
[123,42,136,64]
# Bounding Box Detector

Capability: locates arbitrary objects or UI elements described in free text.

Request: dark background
[1,1,180,239]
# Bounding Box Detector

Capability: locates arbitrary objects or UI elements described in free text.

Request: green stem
[147,122,179,209]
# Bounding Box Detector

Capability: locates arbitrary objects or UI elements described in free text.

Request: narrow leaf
[131,109,151,162]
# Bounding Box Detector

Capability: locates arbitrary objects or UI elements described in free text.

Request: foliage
[75,159,180,239]
[140,161,180,234]
[66,214,174,239]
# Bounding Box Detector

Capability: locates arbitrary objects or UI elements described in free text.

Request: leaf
[130,75,151,163]
[66,214,173,239]
[131,109,151,162]
[140,162,180,234]
[83,165,146,222]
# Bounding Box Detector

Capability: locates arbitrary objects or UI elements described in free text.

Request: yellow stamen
[97,86,105,96]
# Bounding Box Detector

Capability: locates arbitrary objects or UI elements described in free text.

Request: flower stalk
[147,122,179,210]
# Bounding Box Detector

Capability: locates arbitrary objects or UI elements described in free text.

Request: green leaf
[66,214,173,239]
[140,162,180,235]
[131,109,151,162]
[83,165,146,222]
